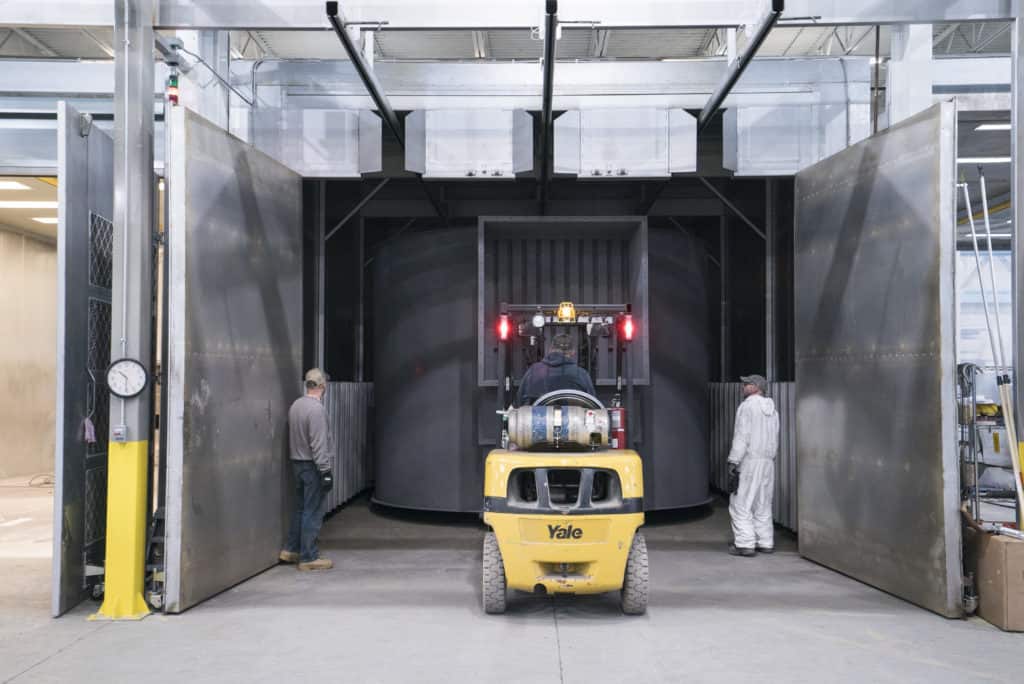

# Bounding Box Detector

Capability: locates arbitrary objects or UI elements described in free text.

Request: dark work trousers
[285,460,326,563]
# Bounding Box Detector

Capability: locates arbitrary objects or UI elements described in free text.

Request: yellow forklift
[481,302,648,614]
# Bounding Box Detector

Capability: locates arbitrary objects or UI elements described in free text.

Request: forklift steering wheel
[532,389,605,410]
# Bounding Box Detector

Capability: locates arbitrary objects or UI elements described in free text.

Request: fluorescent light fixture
[0,180,30,191]
[32,217,58,225]
[975,123,1012,131]
[0,200,58,209]
[957,157,1011,164]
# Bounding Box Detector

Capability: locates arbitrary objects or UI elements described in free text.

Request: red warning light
[166,73,180,106]
[621,314,635,342]
[498,314,511,341]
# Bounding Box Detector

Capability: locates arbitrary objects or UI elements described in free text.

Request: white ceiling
[0,22,1013,62]
[0,177,58,240]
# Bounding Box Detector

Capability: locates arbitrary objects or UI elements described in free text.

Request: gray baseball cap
[304,368,329,388]
[739,374,767,392]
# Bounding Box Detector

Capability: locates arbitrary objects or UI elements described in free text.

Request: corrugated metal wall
[709,382,797,531]
[323,382,374,512]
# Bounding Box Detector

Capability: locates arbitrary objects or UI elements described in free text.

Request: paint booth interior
[309,171,796,514]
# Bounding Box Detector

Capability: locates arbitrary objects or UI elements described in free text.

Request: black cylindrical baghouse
[372,228,480,511]
[642,227,711,509]
[371,224,710,512]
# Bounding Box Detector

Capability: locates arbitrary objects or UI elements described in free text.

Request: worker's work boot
[756,546,774,554]
[728,544,756,557]
[297,557,334,571]
[278,550,299,564]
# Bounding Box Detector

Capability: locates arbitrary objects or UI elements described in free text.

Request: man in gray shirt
[280,368,334,571]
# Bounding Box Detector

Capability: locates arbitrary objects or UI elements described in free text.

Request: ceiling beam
[1,0,1014,31]
[471,30,489,59]
[973,22,1011,52]
[81,28,115,57]
[591,28,610,58]
[843,26,875,55]
[809,26,838,55]
[12,28,58,57]
[933,23,960,48]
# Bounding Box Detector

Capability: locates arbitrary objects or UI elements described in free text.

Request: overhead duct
[252,108,382,177]
[404,109,533,179]
[554,108,697,178]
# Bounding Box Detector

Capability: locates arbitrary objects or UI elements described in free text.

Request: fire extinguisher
[608,396,627,449]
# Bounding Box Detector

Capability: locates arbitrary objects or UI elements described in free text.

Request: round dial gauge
[106,358,148,399]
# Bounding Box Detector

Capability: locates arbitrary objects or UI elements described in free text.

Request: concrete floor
[2,486,1023,684]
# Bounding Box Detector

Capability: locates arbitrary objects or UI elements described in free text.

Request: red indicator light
[622,314,634,342]
[498,314,511,341]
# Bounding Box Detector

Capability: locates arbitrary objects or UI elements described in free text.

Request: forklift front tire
[483,531,507,614]
[620,532,649,615]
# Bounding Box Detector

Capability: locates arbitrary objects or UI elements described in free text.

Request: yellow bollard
[90,440,150,620]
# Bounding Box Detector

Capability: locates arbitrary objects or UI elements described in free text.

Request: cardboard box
[975,532,1024,631]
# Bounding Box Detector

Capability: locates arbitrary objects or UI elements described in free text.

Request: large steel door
[163,108,302,612]
[52,103,114,616]
[794,102,962,617]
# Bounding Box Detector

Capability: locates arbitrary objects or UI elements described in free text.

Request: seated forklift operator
[515,332,597,406]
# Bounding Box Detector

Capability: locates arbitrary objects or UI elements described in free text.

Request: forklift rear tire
[483,531,507,614]
[620,532,649,615]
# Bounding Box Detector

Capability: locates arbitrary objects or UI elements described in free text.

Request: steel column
[355,215,365,381]
[315,180,326,369]
[538,0,558,212]
[1014,13,1024,463]
[720,215,729,382]
[96,0,154,620]
[765,178,776,380]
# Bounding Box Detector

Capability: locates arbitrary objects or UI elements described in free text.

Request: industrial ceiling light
[957,157,1011,164]
[0,180,30,191]
[975,123,1012,131]
[32,217,58,224]
[0,201,58,209]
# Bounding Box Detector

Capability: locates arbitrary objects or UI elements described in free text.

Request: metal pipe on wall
[538,0,558,211]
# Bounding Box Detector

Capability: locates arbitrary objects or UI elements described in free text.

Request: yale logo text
[547,524,583,540]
